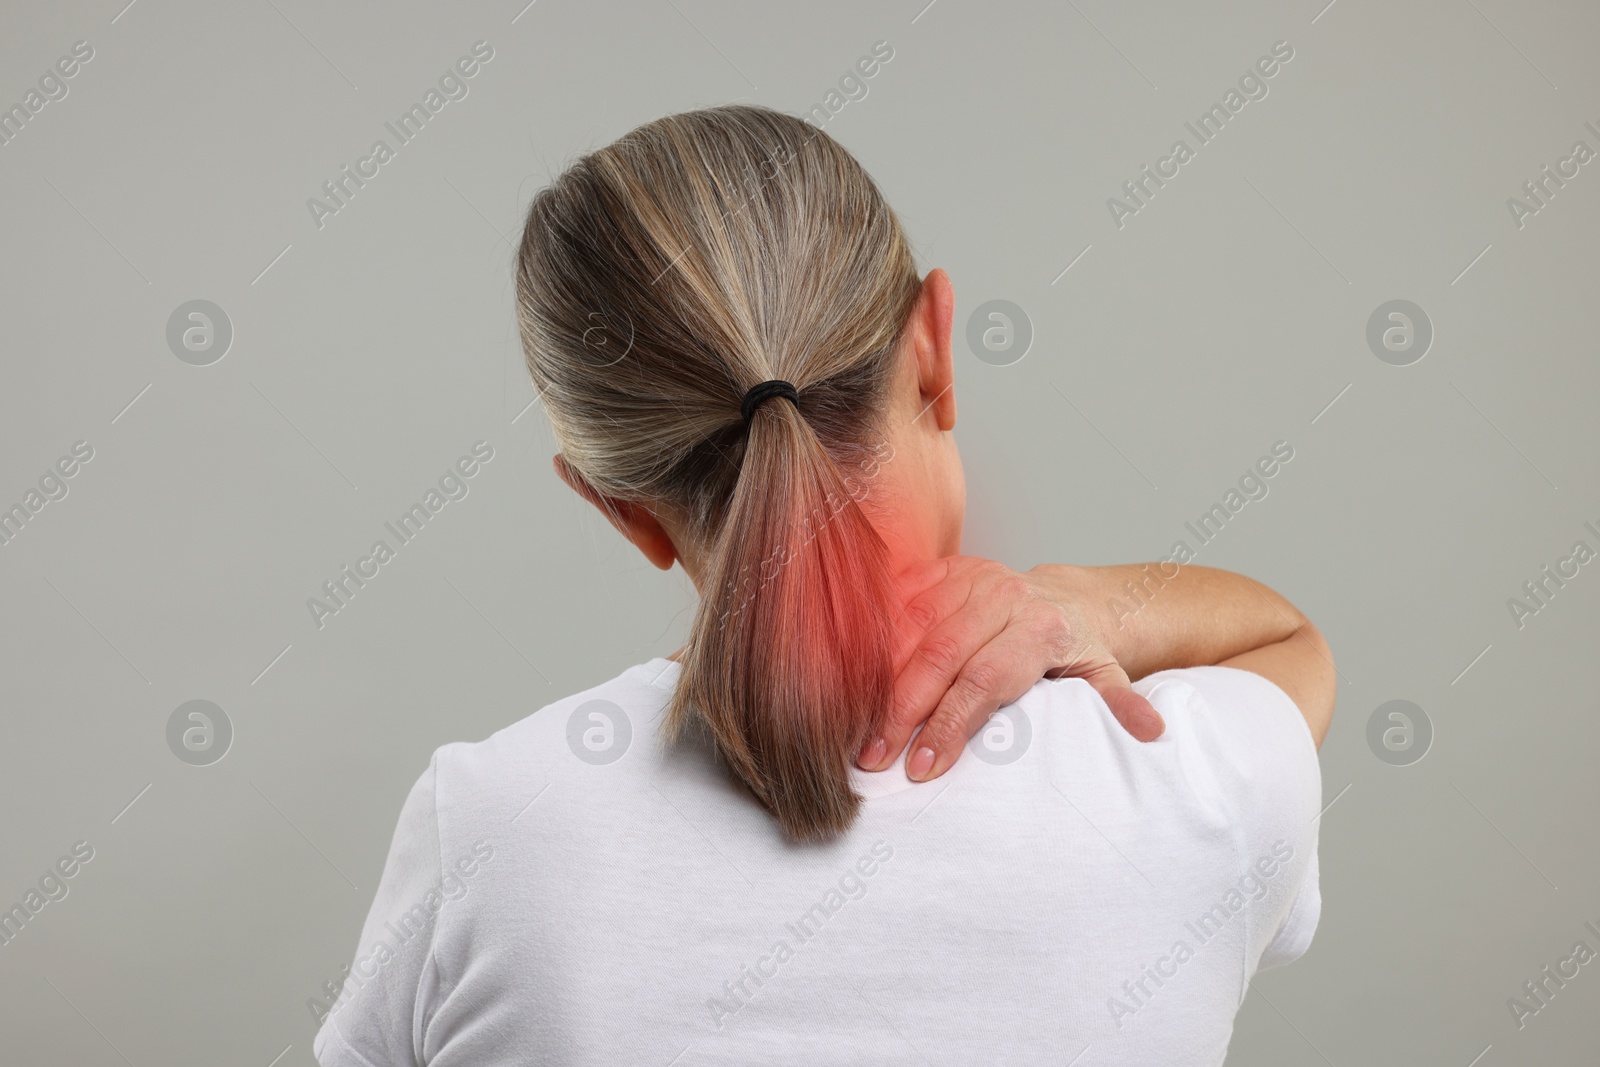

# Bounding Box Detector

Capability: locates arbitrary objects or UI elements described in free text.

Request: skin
[556,267,1336,782]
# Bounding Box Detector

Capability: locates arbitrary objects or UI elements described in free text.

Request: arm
[1030,562,1336,748]
[873,557,1336,782]
[1215,619,1336,749]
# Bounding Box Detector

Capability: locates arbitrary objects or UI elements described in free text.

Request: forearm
[1030,563,1309,681]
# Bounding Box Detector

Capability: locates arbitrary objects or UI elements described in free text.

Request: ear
[553,454,680,571]
[908,268,957,431]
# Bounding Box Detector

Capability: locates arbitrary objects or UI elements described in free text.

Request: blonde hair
[515,105,921,841]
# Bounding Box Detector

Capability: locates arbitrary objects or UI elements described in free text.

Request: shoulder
[1013,666,1321,832]
[1139,666,1320,808]
[425,658,675,833]
[1129,666,1323,914]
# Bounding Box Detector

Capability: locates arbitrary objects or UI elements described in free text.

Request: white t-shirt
[314,660,1322,1067]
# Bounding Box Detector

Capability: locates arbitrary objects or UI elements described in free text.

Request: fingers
[887,564,975,674]
[1103,687,1165,742]
[888,556,985,670]
[867,592,1011,771]
[869,562,1027,771]
[869,555,1166,787]
[905,654,1166,783]
[901,628,1048,781]
[890,581,1012,721]
[1073,660,1166,742]
[890,558,1030,662]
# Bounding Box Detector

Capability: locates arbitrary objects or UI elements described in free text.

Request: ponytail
[668,396,894,841]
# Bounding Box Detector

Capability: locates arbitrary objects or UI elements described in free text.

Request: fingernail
[907,746,935,780]
[860,737,886,769]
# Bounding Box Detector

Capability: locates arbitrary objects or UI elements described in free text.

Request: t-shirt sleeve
[1133,665,1324,973]
[314,751,446,1067]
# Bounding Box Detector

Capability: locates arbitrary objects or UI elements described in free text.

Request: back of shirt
[313,660,1322,1067]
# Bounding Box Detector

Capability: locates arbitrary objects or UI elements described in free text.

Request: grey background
[1,0,1596,1063]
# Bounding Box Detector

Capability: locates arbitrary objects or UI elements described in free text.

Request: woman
[315,105,1334,1066]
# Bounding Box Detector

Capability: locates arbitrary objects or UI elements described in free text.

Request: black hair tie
[740,379,800,424]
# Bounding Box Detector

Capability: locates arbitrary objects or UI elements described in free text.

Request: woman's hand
[857,557,1165,781]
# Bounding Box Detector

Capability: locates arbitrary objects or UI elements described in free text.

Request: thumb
[1078,662,1165,742]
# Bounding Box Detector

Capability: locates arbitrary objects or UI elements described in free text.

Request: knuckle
[1012,601,1067,659]
[955,659,1004,703]
[915,633,966,678]
[917,711,962,753]
[1028,604,1068,638]
[901,596,941,635]
[887,688,926,728]
[998,574,1032,601]
[1040,618,1077,660]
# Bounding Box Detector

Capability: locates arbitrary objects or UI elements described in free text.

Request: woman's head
[516,104,963,840]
